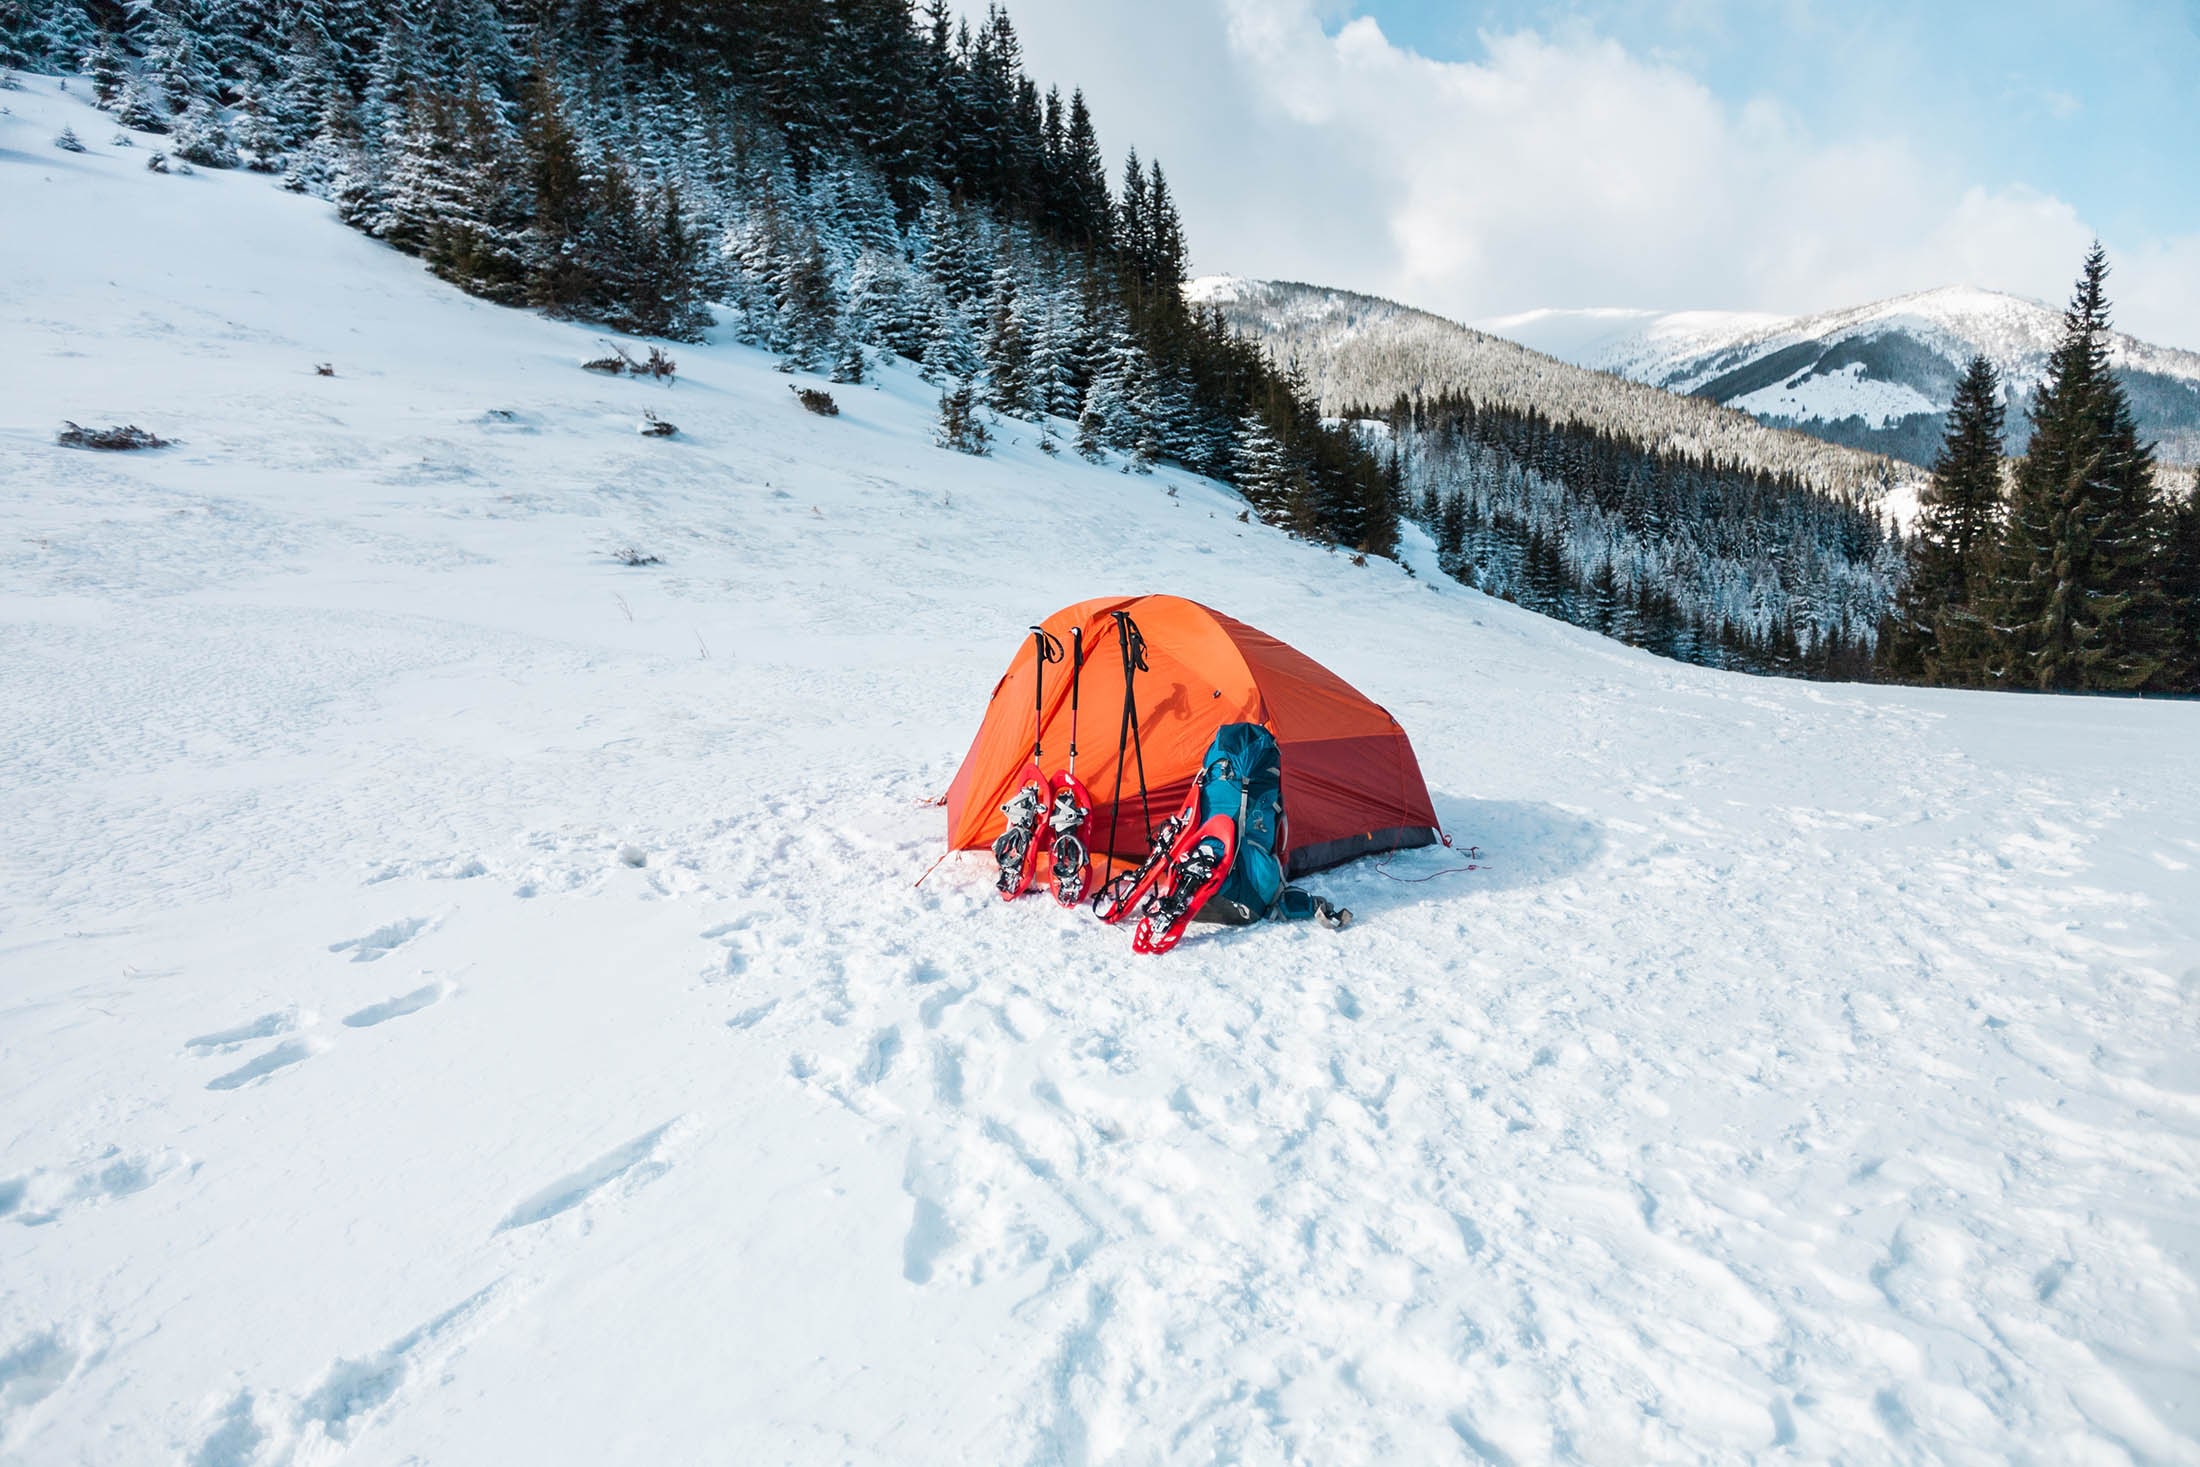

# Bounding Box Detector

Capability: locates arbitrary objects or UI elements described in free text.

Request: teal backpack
[1194,723,1349,928]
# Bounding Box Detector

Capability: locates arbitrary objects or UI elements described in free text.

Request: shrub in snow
[791,386,838,417]
[110,132,131,148]
[934,382,990,456]
[53,126,84,153]
[144,151,168,173]
[582,343,677,382]
[639,410,677,437]
[58,422,171,451]
[611,547,662,567]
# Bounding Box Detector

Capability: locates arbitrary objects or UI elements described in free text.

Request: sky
[988,0,2200,349]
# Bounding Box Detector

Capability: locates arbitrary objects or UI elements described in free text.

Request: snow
[7,77,2200,1465]
[1729,363,1943,430]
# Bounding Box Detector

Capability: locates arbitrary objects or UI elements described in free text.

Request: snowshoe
[993,766,1053,900]
[1091,780,1203,924]
[1133,815,1239,954]
[1047,774,1093,907]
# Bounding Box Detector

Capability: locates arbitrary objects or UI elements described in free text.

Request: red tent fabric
[946,595,1439,876]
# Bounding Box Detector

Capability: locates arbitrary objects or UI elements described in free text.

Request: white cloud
[996,0,2200,350]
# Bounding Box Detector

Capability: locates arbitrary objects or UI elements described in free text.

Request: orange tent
[946,596,1440,876]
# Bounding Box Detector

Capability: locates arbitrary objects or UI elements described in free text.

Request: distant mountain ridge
[1188,276,1924,519]
[1485,286,2200,469]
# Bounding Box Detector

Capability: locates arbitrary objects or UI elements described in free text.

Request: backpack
[1193,723,1286,925]
[1191,723,1353,928]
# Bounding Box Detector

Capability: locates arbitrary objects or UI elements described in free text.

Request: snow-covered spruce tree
[831,334,866,385]
[775,231,841,371]
[919,287,980,383]
[144,3,218,116]
[172,96,239,167]
[84,30,129,107]
[846,248,922,360]
[935,380,990,455]
[981,260,1032,417]
[5,0,92,73]
[1988,245,2174,692]
[422,83,531,302]
[1880,354,2005,684]
[1232,412,1293,522]
[2165,485,2200,691]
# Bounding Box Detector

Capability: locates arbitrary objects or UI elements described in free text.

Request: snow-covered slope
[6,78,2200,1466]
[1490,288,2200,468]
[1190,276,1922,512]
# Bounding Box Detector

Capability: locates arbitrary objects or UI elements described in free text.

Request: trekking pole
[1101,611,1152,886]
[1066,626,1082,778]
[1029,625,1061,764]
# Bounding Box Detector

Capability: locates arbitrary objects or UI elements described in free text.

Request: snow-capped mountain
[1486,287,2200,468]
[7,76,2200,1467]
[1189,275,1923,512]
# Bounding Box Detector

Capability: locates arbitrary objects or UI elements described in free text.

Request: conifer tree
[1060,89,1110,251]
[520,69,595,318]
[920,289,979,382]
[1883,354,2005,682]
[776,231,841,369]
[980,260,1030,416]
[1232,411,1293,520]
[2163,481,2200,691]
[1988,245,2171,691]
[86,30,129,107]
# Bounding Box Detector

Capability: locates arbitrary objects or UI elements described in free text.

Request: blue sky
[1003,0,2200,346]
[1363,0,2200,244]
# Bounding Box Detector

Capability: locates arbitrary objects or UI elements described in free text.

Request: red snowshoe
[1091,781,1200,924]
[993,762,1054,900]
[1047,773,1094,907]
[1132,815,1239,954]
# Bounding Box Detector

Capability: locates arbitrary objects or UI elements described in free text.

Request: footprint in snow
[342,981,448,1028]
[206,1039,320,1092]
[328,916,431,963]
[725,1000,776,1031]
[184,1009,296,1054]
[495,1122,679,1233]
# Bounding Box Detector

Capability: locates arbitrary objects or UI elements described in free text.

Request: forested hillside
[0,0,1398,554]
[1191,277,1922,507]
[1190,279,1907,678]
[1364,395,1898,678]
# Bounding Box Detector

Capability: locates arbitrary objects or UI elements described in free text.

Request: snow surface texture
[5,78,2200,1465]
[1490,289,2200,466]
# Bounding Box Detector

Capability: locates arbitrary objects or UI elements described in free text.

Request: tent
[945,595,1440,877]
